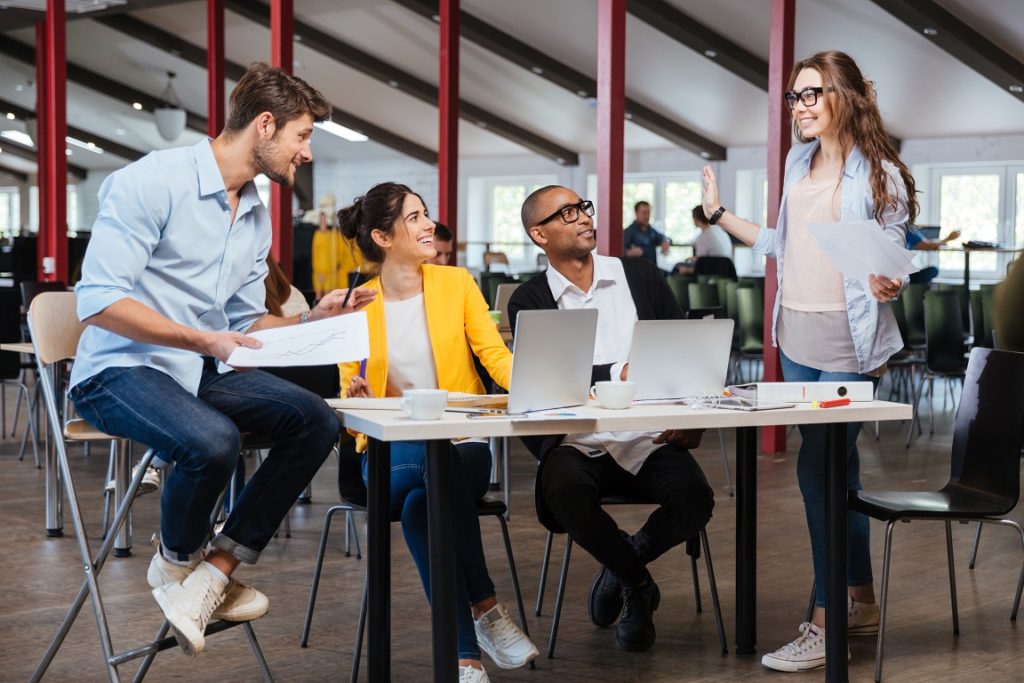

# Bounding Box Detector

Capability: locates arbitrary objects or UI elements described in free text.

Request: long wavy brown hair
[789,51,919,224]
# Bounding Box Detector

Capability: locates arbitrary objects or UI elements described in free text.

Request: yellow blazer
[340,264,511,404]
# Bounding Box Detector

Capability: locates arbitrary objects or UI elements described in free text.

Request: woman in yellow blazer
[338,182,537,681]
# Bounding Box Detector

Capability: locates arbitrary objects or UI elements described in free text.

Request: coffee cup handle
[589,386,598,400]
[400,396,411,412]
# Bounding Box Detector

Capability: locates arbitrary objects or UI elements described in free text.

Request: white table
[336,399,911,683]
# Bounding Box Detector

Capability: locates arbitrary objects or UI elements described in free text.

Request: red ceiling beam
[41,0,67,284]
[207,0,225,137]
[270,0,293,278]
[438,0,459,257]
[762,0,795,454]
[596,0,626,257]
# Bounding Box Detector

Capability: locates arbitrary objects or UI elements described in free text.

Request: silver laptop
[448,309,597,415]
[628,319,734,401]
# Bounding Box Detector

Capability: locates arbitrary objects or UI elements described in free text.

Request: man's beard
[253,139,294,187]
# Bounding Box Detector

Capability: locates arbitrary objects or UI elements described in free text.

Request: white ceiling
[0,0,1022,174]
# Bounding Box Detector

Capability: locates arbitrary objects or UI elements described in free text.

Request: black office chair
[301,443,531,683]
[535,496,727,658]
[849,347,1024,682]
[694,256,737,280]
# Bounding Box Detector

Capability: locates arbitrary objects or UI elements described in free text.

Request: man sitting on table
[508,185,715,652]
[68,63,374,657]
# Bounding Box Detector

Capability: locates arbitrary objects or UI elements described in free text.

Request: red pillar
[270,0,293,278]
[596,0,626,257]
[762,0,795,454]
[41,0,67,284]
[438,0,459,257]
[35,21,49,282]
[207,0,225,137]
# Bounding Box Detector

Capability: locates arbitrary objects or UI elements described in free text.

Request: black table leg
[824,423,848,682]
[735,426,757,654]
[963,250,971,333]
[367,439,391,683]
[425,439,458,682]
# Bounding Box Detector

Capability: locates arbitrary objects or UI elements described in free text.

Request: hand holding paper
[227,311,370,367]
[807,220,918,287]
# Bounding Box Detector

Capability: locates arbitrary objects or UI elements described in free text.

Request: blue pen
[359,358,367,379]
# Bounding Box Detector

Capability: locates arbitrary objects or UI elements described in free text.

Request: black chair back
[264,365,340,399]
[0,289,21,380]
[924,290,967,374]
[19,280,67,310]
[694,256,737,280]
[946,348,1024,507]
[686,306,723,320]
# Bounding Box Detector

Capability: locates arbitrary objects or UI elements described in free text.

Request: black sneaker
[616,573,660,652]
[587,566,623,627]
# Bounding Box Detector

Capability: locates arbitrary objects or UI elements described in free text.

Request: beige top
[781,174,844,312]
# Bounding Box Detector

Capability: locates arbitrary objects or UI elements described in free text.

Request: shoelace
[621,585,651,619]
[189,575,221,625]
[484,612,524,649]
[459,666,483,682]
[778,622,822,656]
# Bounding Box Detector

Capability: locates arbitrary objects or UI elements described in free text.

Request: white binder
[727,381,875,403]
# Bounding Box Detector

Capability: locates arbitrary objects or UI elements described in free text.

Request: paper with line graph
[227,311,369,367]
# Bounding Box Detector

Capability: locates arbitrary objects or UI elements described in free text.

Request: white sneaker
[761,622,849,672]
[848,596,879,635]
[151,562,228,656]
[105,465,160,496]
[474,602,539,669]
[459,664,490,683]
[147,552,268,622]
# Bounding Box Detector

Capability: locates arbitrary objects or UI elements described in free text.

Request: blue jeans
[70,359,340,563]
[779,350,878,607]
[362,441,494,661]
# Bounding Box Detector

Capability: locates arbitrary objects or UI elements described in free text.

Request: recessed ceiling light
[15,85,24,92]
[67,136,104,154]
[132,102,143,110]
[625,112,633,120]
[700,151,711,159]
[704,49,717,58]
[923,27,938,36]
[431,14,440,22]
[556,157,565,164]
[66,148,72,156]
[388,80,400,88]
[531,66,544,75]
[115,128,127,136]
[476,121,487,128]
[5,113,14,120]
[576,90,588,97]
[1010,85,1024,93]
[314,120,368,142]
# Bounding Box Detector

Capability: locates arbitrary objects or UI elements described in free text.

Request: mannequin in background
[312,194,366,299]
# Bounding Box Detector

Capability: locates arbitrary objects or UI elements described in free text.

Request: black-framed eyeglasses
[537,199,595,226]
[784,86,832,109]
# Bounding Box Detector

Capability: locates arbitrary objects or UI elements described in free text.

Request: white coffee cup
[399,389,449,420]
[590,381,636,410]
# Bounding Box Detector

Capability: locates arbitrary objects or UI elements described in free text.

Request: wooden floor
[2,378,1023,682]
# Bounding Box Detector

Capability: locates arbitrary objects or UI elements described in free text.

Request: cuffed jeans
[780,350,879,607]
[541,444,715,586]
[70,359,340,564]
[362,441,494,661]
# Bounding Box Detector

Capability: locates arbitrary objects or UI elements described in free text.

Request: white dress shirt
[546,254,662,475]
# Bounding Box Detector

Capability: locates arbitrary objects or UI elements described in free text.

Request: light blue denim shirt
[70,138,270,394]
[753,140,910,374]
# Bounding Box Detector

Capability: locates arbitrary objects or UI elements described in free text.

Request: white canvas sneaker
[474,603,539,669]
[105,464,160,496]
[848,596,880,635]
[151,562,228,656]
[459,664,490,683]
[147,552,268,622]
[761,622,850,672]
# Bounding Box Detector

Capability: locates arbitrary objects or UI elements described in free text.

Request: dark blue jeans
[362,441,494,661]
[70,359,340,564]
[780,350,878,607]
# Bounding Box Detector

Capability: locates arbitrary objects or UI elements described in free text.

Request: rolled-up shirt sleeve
[225,228,271,333]
[75,169,168,322]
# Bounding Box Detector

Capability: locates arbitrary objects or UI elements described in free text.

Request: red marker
[818,397,851,409]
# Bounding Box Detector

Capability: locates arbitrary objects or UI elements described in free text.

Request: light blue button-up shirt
[71,139,271,394]
[753,140,910,374]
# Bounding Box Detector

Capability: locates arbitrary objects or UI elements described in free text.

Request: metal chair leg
[689,549,703,614]
[130,621,170,683]
[717,429,733,497]
[243,622,275,682]
[806,581,816,624]
[969,522,983,569]
[535,531,553,616]
[300,505,347,647]
[874,520,896,683]
[350,510,362,560]
[700,529,728,655]
[547,537,573,659]
[502,437,511,519]
[945,520,960,635]
[498,515,530,637]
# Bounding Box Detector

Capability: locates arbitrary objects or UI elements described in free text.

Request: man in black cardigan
[508,185,715,653]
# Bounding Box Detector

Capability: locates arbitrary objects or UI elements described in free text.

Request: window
[26,185,79,234]
[1016,171,1024,249]
[937,172,1000,274]
[663,179,702,242]
[466,175,557,271]
[0,187,19,236]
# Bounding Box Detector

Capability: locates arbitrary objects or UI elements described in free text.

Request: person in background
[906,226,961,285]
[339,182,538,682]
[265,254,311,318]
[428,222,454,265]
[675,204,734,274]
[509,184,715,654]
[623,201,671,264]
[994,259,1024,351]
[702,50,916,672]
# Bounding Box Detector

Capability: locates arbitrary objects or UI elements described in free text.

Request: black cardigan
[508,256,682,452]
[507,256,683,532]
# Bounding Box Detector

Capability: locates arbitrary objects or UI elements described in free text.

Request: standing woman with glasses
[701,51,917,672]
[338,182,539,682]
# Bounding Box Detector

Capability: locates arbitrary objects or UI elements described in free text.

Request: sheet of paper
[326,397,402,411]
[228,311,369,367]
[807,220,919,285]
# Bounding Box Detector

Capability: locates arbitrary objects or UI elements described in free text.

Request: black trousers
[541,444,715,585]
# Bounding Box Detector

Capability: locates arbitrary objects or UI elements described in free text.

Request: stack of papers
[807,220,919,285]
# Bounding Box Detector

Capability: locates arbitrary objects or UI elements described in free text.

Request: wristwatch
[299,310,311,324]
[708,206,726,225]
